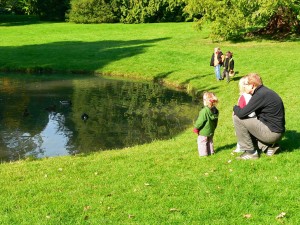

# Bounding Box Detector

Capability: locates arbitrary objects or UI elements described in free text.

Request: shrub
[67,0,118,23]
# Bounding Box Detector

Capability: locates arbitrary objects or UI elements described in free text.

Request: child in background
[222,51,234,83]
[233,77,256,153]
[193,92,219,156]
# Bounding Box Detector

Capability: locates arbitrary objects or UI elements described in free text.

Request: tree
[184,0,300,40]
[35,0,70,21]
[67,0,189,24]
[66,0,118,23]
[1,0,70,21]
[0,0,26,14]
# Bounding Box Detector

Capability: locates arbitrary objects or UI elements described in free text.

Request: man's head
[244,73,263,94]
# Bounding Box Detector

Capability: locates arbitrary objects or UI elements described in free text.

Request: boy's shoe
[266,144,280,156]
[236,151,259,160]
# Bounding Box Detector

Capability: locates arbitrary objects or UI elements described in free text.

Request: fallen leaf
[228,160,232,163]
[170,208,180,212]
[128,214,135,218]
[243,214,252,218]
[276,212,286,219]
[84,206,91,211]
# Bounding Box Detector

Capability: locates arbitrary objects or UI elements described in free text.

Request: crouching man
[233,73,285,160]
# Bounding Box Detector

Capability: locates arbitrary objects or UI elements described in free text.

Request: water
[0,74,199,162]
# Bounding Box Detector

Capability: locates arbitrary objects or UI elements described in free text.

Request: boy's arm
[230,59,234,70]
[194,109,207,130]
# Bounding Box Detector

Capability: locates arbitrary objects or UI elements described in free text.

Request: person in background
[222,51,234,83]
[193,92,219,157]
[233,73,285,160]
[233,77,256,153]
[210,47,223,81]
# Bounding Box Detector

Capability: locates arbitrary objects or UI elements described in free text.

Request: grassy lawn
[0,18,300,224]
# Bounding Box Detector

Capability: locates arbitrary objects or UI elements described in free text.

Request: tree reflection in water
[0,74,199,162]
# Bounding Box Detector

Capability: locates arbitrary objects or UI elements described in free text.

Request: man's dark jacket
[233,85,285,133]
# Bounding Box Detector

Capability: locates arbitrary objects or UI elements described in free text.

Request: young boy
[193,92,219,156]
[222,51,234,83]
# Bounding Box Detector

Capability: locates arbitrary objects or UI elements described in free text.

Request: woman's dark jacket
[210,52,223,66]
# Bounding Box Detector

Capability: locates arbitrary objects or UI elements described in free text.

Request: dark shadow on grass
[229,71,243,82]
[215,143,237,153]
[0,38,170,74]
[0,15,43,26]
[178,73,217,97]
[280,130,300,153]
[180,73,214,86]
[153,71,175,83]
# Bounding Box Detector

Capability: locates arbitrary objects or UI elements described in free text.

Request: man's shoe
[266,144,280,156]
[258,141,268,153]
[233,148,244,153]
[236,151,259,160]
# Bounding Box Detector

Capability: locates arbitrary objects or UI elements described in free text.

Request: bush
[67,0,118,23]
[67,0,189,24]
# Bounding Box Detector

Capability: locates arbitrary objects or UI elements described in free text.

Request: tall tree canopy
[184,0,300,40]
[0,0,70,20]
[67,0,188,24]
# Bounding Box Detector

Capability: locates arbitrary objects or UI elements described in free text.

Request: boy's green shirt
[194,106,219,136]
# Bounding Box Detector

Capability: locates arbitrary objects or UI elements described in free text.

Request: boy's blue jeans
[214,65,221,80]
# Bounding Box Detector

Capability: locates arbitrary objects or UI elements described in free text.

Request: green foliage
[67,0,188,24]
[0,0,26,14]
[35,0,70,21]
[67,0,117,23]
[0,0,70,21]
[21,0,38,15]
[184,0,300,40]
[119,0,187,23]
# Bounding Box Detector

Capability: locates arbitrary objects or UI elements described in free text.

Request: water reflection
[0,74,198,162]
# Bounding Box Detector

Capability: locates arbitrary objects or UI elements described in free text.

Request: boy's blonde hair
[203,91,218,108]
[238,77,246,94]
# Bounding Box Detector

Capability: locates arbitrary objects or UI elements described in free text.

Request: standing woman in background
[210,47,223,81]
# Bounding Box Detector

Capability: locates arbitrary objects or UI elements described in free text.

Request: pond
[0,74,200,162]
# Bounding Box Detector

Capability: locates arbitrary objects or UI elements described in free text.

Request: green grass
[0,19,300,224]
